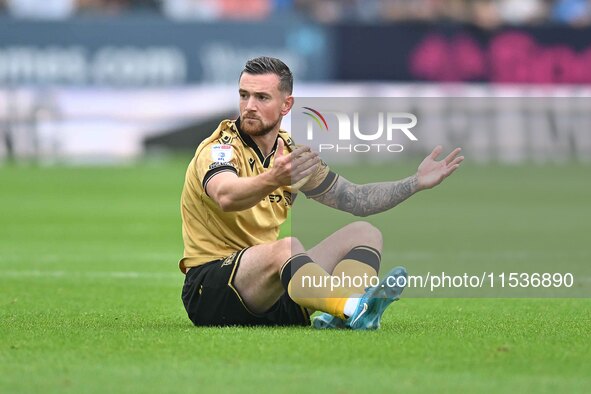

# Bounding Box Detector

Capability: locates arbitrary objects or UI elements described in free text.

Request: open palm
[417,146,464,190]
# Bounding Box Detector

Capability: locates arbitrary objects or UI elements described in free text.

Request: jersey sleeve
[299,160,339,199]
[196,143,242,195]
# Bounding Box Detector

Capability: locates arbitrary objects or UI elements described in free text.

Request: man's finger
[295,155,320,174]
[448,156,464,167]
[290,144,311,157]
[293,161,320,183]
[429,145,443,160]
[444,147,462,165]
[293,151,317,167]
[445,164,461,176]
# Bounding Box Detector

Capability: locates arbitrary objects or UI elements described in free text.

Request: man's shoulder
[203,120,240,146]
[195,120,244,155]
[278,129,297,151]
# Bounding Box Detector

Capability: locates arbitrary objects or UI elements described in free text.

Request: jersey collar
[235,118,278,168]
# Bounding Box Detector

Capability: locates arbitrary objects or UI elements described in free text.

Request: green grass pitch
[1,157,590,393]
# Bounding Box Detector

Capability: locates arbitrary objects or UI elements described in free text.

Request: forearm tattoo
[314,175,419,217]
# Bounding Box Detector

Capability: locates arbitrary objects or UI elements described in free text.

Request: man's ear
[281,95,294,116]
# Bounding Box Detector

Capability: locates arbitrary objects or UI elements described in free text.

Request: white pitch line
[0,270,180,280]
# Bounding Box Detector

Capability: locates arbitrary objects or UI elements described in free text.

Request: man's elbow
[216,195,239,212]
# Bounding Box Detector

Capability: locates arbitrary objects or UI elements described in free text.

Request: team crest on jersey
[211,144,233,163]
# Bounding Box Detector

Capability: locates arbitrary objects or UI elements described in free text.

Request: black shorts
[181,248,310,327]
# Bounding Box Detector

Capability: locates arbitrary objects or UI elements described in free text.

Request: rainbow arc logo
[302,107,329,131]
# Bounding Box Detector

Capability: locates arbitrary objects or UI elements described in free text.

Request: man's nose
[244,96,256,112]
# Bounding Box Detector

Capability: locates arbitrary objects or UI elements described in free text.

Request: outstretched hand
[416,146,464,191]
[271,139,320,187]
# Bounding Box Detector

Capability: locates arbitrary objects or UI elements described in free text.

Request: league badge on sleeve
[211,144,234,163]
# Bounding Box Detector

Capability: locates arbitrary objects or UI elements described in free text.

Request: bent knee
[274,237,306,269]
[348,221,383,250]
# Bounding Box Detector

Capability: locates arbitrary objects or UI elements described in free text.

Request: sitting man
[180,56,463,329]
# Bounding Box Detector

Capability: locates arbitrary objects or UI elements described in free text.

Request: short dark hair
[240,56,293,94]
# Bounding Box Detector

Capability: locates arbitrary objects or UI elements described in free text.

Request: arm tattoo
[313,175,419,217]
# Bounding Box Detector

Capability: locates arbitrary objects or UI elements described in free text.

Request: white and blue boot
[346,266,408,330]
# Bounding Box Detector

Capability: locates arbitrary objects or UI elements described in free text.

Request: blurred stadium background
[1,0,591,163]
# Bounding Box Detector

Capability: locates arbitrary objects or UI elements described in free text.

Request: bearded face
[238,72,289,138]
[240,113,281,137]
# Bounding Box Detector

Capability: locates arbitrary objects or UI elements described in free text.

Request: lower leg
[280,253,356,319]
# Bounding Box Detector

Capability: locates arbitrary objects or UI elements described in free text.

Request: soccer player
[180,56,463,329]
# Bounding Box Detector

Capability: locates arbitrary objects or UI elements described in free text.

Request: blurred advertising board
[0,17,330,87]
[335,24,591,84]
[1,84,590,163]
